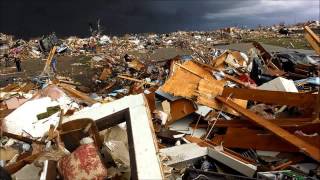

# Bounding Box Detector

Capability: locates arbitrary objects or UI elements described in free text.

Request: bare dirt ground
[0,55,98,87]
[0,47,191,88]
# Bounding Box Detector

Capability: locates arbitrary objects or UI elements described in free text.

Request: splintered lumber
[190,118,316,130]
[196,60,250,88]
[161,61,247,116]
[211,119,319,131]
[58,80,81,86]
[1,84,20,92]
[212,51,228,68]
[222,87,317,107]
[0,130,45,144]
[99,68,112,80]
[4,152,42,174]
[252,42,286,76]
[196,79,247,116]
[162,98,196,125]
[174,63,202,78]
[223,74,249,88]
[212,51,246,70]
[216,96,320,162]
[41,46,57,76]
[222,128,320,152]
[118,75,157,86]
[252,41,272,63]
[304,26,320,55]
[162,61,213,98]
[59,84,97,105]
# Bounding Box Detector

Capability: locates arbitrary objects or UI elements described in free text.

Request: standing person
[4,54,10,67]
[51,53,57,73]
[14,56,22,72]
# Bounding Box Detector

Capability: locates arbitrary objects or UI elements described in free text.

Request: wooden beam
[118,75,157,86]
[174,63,202,78]
[252,41,272,63]
[4,153,42,174]
[216,96,320,162]
[191,117,317,132]
[222,128,320,152]
[222,87,317,107]
[211,120,319,133]
[162,99,196,125]
[41,46,57,76]
[223,74,249,88]
[0,130,44,144]
[304,26,320,55]
[58,84,97,105]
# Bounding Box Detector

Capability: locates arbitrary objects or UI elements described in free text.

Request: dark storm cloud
[0,0,318,38]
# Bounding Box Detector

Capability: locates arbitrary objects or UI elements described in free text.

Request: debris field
[0,21,319,179]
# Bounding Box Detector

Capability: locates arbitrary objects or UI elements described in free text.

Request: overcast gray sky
[0,0,319,38]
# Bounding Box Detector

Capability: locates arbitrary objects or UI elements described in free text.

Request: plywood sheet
[197,79,247,116]
[161,61,212,98]
[213,52,228,68]
[162,61,247,116]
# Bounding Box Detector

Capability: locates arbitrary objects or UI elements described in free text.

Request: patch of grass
[244,36,312,50]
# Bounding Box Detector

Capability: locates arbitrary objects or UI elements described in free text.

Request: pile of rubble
[0,25,319,179]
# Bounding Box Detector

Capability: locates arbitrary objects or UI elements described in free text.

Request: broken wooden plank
[0,148,19,161]
[191,118,318,133]
[304,26,320,55]
[252,41,272,63]
[4,152,42,174]
[118,75,157,86]
[58,80,81,86]
[41,46,57,76]
[161,61,208,98]
[0,130,44,144]
[18,83,37,93]
[99,68,112,80]
[211,119,319,133]
[223,74,249,88]
[196,80,247,116]
[1,84,20,92]
[58,83,97,105]
[271,156,305,171]
[212,51,228,68]
[174,63,202,78]
[162,99,196,125]
[162,61,247,116]
[222,87,317,107]
[216,96,320,162]
[144,89,156,113]
[222,128,320,152]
